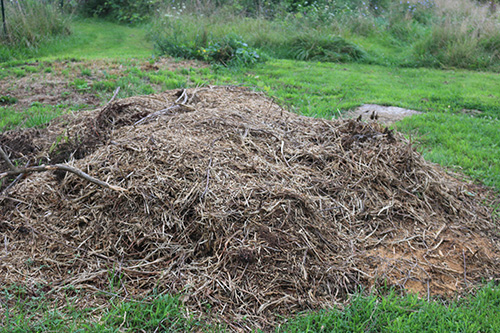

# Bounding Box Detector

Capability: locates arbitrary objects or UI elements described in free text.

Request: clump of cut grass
[201,59,500,190]
[286,34,366,62]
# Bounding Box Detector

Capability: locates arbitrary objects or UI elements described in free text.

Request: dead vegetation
[0,86,499,329]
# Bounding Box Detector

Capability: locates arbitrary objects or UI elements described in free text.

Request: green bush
[154,23,263,67]
[205,35,262,66]
[80,0,161,23]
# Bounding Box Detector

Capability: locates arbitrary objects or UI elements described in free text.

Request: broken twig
[0,164,127,192]
[0,146,17,171]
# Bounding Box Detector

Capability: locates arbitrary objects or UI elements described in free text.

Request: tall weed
[151,0,500,71]
[151,7,367,64]
[0,0,71,48]
[411,0,500,69]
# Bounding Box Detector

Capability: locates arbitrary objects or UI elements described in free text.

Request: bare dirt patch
[1,87,499,329]
[346,104,423,125]
[0,58,206,113]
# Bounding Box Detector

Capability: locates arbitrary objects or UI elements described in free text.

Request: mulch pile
[1,86,499,329]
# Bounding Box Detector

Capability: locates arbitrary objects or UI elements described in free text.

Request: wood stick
[463,249,467,286]
[103,86,120,110]
[0,146,17,171]
[201,156,213,199]
[0,162,28,196]
[0,163,127,192]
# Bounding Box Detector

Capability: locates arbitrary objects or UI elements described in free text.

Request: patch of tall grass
[0,0,71,62]
[150,9,367,65]
[150,0,500,71]
[411,0,500,69]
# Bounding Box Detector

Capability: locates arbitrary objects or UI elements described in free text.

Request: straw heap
[1,86,498,329]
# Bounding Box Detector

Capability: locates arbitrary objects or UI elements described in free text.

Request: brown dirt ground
[0,58,205,112]
[1,85,499,330]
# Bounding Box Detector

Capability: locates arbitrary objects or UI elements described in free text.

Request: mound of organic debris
[1,86,499,329]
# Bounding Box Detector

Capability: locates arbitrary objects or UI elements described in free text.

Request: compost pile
[1,86,499,329]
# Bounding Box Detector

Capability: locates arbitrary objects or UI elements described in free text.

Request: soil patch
[346,104,423,125]
[1,87,499,329]
[0,58,206,113]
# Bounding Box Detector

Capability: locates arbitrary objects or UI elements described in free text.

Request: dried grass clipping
[1,86,499,329]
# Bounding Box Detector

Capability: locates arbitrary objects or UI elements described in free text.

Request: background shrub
[79,0,161,23]
[154,26,263,67]
[150,0,500,71]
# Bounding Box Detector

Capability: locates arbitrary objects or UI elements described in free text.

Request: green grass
[89,63,188,100]
[279,283,500,332]
[0,285,205,332]
[56,19,154,60]
[2,283,499,332]
[1,18,154,62]
[398,113,500,188]
[0,102,82,131]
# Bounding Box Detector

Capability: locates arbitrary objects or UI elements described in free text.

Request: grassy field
[1,8,499,332]
[57,19,154,60]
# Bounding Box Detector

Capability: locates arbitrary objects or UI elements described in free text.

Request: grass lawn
[58,19,154,60]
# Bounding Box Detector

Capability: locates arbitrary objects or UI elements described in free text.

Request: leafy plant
[70,78,89,91]
[0,95,18,105]
[155,32,263,67]
[205,34,262,66]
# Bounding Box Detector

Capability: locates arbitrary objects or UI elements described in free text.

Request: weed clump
[287,34,366,62]
[154,30,263,67]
